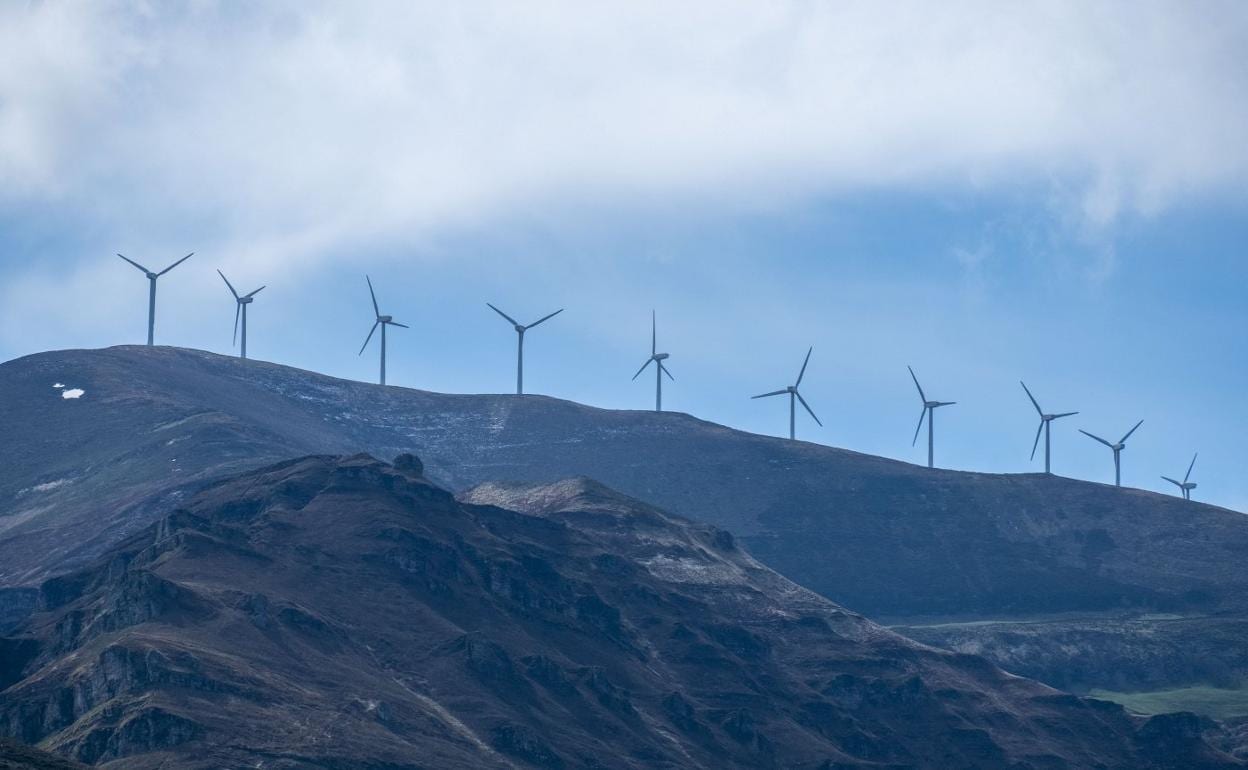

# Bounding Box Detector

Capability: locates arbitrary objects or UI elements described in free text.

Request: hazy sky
[2,1,1246,510]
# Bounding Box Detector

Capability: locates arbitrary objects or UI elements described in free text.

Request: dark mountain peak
[4,453,1238,768]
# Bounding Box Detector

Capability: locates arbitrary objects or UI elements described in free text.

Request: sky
[2,1,1246,510]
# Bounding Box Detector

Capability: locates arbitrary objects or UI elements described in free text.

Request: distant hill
[1,453,1238,768]
[2,346,1247,696]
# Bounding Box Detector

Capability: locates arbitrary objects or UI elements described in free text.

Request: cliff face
[2,454,1237,768]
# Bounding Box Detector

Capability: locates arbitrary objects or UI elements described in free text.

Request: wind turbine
[116,252,194,346]
[486,303,563,395]
[631,310,673,411]
[1021,381,1078,474]
[1078,420,1143,487]
[217,270,265,360]
[752,347,822,441]
[359,276,408,386]
[1162,453,1199,501]
[907,366,956,469]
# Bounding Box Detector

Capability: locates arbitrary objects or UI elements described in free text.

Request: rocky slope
[1,454,1241,768]
[0,738,86,769]
[2,346,1247,698]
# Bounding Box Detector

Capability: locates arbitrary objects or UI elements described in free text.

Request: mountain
[2,346,1247,699]
[1,453,1240,768]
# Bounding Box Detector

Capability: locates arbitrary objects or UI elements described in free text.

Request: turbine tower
[116,252,194,346]
[1078,420,1143,487]
[908,366,956,469]
[486,303,563,395]
[631,310,673,411]
[217,270,265,360]
[1162,453,1199,501]
[359,276,408,386]
[1021,381,1078,474]
[752,347,822,441]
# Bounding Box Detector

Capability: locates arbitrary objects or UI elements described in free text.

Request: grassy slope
[1090,686,1248,720]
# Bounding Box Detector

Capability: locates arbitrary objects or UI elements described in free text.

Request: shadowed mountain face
[0,454,1240,768]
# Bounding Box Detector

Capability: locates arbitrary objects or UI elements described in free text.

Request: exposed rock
[2,454,1238,767]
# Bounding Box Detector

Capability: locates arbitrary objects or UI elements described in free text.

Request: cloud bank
[1,0,1246,270]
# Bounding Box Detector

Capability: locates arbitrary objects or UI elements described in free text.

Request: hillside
[0,453,1240,768]
[2,346,1247,697]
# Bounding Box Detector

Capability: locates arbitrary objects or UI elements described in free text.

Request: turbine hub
[515,324,525,333]
[787,385,797,393]
[654,352,669,360]
[146,272,158,280]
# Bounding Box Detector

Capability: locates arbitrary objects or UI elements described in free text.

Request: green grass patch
[1088,686,1248,720]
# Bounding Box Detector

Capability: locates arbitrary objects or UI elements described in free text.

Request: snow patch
[52,382,64,389]
[16,479,72,497]
[61,388,85,399]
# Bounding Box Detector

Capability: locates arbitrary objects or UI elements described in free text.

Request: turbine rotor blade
[217,269,240,299]
[796,391,822,426]
[912,407,927,446]
[157,252,193,276]
[232,303,240,346]
[244,285,266,298]
[116,253,151,273]
[934,401,957,407]
[1079,429,1113,448]
[1119,419,1143,444]
[526,308,564,329]
[1185,453,1198,483]
[1020,381,1043,416]
[907,365,926,402]
[486,303,519,326]
[359,320,379,355]
[752,389,787,399]
[632,359,653,380]
[388,321,410,329]
[796,346,812,386]
[1162,475,1183,488]
[1030,420,1044,460]
[366,276,380,318]
[661,362,674,381]
[1052,411,1078,419]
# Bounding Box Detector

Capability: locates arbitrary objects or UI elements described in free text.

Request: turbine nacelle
[513,323,526,333]
[786,385,798,393]
[379,315,393,323]
[654,352,670,361]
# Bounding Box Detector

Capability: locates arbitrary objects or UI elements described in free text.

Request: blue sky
[2,2,1246,510]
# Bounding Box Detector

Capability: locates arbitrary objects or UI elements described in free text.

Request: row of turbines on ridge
[114,252,1203,501]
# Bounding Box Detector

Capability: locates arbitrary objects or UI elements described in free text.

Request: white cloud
[0,0,1246,273]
